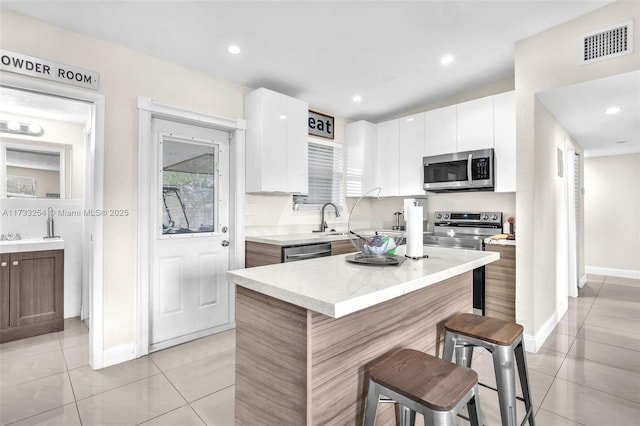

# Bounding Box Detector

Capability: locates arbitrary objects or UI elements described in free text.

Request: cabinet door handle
[1,261,7,267]
[12,261,19,266]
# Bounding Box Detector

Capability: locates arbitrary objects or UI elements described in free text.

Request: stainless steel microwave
[423,148,494,192]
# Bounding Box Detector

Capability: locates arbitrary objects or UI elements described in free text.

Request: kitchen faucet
[315,202,340,232]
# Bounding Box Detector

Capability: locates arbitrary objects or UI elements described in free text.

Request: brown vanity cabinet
[0,249,64,343]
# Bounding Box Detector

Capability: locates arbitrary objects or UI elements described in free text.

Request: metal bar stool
[443,313,535,426]
[364,349,483,426]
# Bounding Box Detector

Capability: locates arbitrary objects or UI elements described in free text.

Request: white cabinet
[456,95,494,152]
[493,91,516,192]
[345,121,377,197]
[398,113,425,195]
[245,88,308,193]
[424,105,456,156]
[375,119,400,196]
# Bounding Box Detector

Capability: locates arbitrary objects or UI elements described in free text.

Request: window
[161,138,216,235]
[293,139,344,210]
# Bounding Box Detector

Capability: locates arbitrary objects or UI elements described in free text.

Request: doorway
[0,74,105,368]
[137,98,245,356]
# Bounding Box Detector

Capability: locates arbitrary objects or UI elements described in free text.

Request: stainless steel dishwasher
[282,242,332,262]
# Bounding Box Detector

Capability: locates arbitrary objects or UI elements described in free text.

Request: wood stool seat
[364,349,482,426]
[444,313,523,346]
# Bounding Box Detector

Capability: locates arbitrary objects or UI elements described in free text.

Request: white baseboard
[523,299,568,353]
[149,322,236,353]
[578,274,588,288]
[586,266,640,280]
[102,343,138,368]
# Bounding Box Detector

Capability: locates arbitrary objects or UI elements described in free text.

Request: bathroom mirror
[0,142,67,198]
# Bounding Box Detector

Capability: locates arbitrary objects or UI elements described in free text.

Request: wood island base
[235,271,473,425]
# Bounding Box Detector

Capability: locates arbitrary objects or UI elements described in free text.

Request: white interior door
[150,118,231,349]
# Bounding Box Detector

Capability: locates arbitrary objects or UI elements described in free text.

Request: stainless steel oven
[423,149,494,192]
[423,211,502,315]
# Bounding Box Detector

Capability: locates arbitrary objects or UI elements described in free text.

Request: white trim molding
[586,266,640,280]
[523,299,568,353]
[137,96,245,359]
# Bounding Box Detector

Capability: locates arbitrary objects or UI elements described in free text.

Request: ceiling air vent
[582,20,633,64]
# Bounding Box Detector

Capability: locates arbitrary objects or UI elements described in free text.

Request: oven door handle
[467,154,473,184]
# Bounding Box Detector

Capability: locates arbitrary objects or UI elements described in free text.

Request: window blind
[293,140,344,209]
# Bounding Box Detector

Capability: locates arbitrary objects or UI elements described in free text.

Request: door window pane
[161,139,216,235]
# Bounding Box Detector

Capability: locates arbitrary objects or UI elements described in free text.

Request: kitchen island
[227,245,499,425]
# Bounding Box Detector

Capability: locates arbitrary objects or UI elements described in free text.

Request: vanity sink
[0,237,65,254]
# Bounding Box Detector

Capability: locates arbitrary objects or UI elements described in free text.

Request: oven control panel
[434,211,502,225]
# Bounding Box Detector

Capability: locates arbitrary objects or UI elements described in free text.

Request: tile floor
[0,274,638,425]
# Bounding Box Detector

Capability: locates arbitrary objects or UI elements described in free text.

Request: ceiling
[538,70,640,158]
[2,1,636,157]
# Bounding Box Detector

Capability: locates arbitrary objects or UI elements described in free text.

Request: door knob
[221,240,229,247]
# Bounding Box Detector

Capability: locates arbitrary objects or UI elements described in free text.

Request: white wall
[0,10,250,350]
[515,1,640,349]
[584,153,640,277]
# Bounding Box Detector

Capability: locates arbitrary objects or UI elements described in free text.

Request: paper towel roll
[406,204,423,258]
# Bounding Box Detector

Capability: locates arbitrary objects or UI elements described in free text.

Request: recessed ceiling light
[605,106,621,114]
[440,55,454,65]
[227,45,241,55]
[279,115,287,120]
[352,95,362,103]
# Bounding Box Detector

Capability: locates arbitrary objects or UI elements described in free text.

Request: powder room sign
[0,49,100,90]
[308,110,334,139]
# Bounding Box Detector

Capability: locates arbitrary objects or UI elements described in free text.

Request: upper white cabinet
[375,119,400,197]
[345,120,376,197]
[245,88,308,193]
[424,105,456,156]
[493,91,516,192]
[398,113,425,195]
[456,95,494,152]
[345,91,516,196]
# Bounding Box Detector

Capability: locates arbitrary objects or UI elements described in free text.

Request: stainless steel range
[423,211,503,315]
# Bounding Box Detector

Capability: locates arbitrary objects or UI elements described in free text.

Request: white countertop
[0,237,65,254]
[484,237,516,246]
[228,245,499,318]
[246,232,351,246]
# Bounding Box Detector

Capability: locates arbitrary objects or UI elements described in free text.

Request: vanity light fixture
[440,55,454,65]
[605,106,621,114]
[352,95,362,102]
[0,120,44,136]
[406,117,414,122]
[227,45,241,55]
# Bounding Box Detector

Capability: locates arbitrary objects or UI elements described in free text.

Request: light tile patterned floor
[0,274,638,425]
